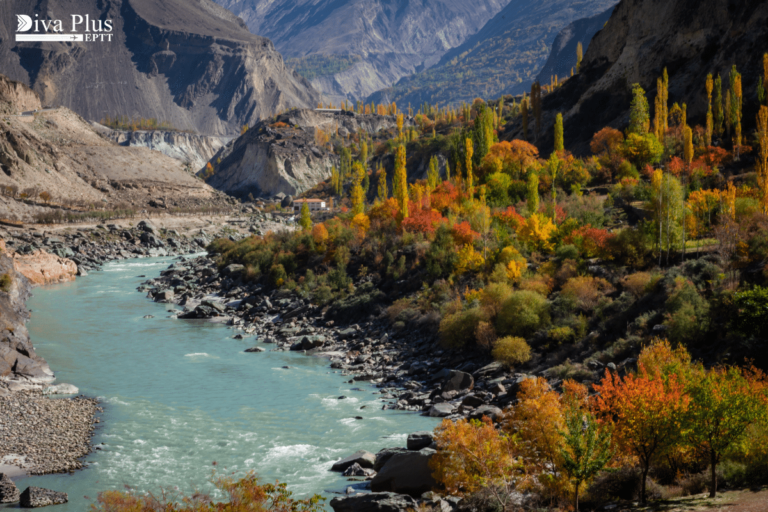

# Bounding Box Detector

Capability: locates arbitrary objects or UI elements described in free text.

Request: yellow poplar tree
[576,42,583,72]
[377,168,388,202]
[554,113,564,152]
[350,162,366,215]
[757,106,768,214]
[465,138,474,200]
[706,74,714,146]
[394,145,408,219]
[396,113,404,139]
[684,126,694,168]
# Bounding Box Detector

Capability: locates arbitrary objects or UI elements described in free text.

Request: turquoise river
[4,255,437,510]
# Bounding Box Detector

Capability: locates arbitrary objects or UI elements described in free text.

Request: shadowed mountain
[367,0,618,107]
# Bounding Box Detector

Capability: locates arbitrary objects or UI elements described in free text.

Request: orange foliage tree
[593,357,689,504]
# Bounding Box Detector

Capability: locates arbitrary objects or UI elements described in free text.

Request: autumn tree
[350,162,365,214]
[593,359,689,504]
[465,138,474,200]
[714,74,724,137]
[299,202,312,231]
[576,42,583,72]
[687,367,768,498]
[554,113,564,152]
[396,113,404,139]
[706,74,714,146]
[662,68,670,132]
[683,125,694,168]
[757,106,768,213]
[393,145,408,220]
[526,172,539,215]
[377,168,388,202]
[428,155,439,190]
[629,83,650,135]
[430,417,522,509]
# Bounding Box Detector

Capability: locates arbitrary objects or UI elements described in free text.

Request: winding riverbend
[8,256,436,510]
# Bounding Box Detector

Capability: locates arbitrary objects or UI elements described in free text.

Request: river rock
[0,474,20,503]
[406,432,434,451]
[244,346,265,353]
[20,487,68,508]
[342,463,375,477]
[154,290,174,302]
[469,405,503,421]
[222,264,244,277]
[442,370,474,393]
[331,450,376,472]
[137,220,158,235]
[330,492,419,512]
[370,448,438,496]
[373,448,408,471]
[428,403,454,417]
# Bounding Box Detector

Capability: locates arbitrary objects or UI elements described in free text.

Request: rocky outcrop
[0,76,40,115]
[0,251,54,388]
[370,449,438,496]
[11,250,77,286]
[214,0,508,104]
[368,0,619,106]
[95,126,230,172]
[206,109,405,198]
[19,486,68,507]
[535,6,616,85]
[0,474,20,503]
[330,493,419,512]
[527,0,768,154]
[0,0,320,136]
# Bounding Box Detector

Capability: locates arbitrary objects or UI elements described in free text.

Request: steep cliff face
[535,6,615,85]
[367,0,618,107]
[526,0,768,154]
[96,127,230,172]
[206,109,404,198]
[0,251,55,392]
[0,0,320,136]
[214,0,509,103]
[0,75,41,115]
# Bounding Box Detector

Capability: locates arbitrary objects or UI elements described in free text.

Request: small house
[293,198,328,213]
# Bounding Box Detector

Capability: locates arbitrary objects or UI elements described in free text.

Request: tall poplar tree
[394,145,408,219]
[576,42,583,73]
[714,75,724,137]
[629,84,650,135]
[465,138,474,200]
[554,113,564,152]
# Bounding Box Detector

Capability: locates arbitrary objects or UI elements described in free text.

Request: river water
[6,255,436,510]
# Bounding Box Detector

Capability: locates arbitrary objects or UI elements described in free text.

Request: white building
[293,198,328,213]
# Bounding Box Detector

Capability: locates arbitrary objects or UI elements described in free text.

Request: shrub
[0,273,11,293]
[492,336,531,367]
[561,276,614,311]
[548,326,576,344]
[622,271,652,298]
[439,307,489,349]
[475,321,498,348]
[733,286,768,338]
[496,290,550,337]
[663,277,709,344]
[269,264,287,287]
[480,282,513,317]
[555,244,579,261]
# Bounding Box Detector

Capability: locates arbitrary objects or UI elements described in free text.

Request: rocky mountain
[213,0,509,104]
[368,0,618,107]
[94,127,230,172]
[519,0,768,155]
[0,74,223,222]
[534,6,615,85]
[206,109,404,198]
[0,0,320,136]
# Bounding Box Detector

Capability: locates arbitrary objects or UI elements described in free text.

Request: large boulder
[330,492,419,512]
[373,448,408,471]
[406,431,435,451]
[469,405,503,422]
[0,474,20,503]
[331,450,376,472]
[442,370,474,393]
[137,220,159,235]
[370,449,438,496]
[428,403,455,417]
[19,487,68,508]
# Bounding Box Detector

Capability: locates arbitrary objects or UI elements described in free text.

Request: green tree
[428,155,440,190]
[687,367,767,497]
[526,172,539,215]
[299,202,312,231]
[350,162,365,214]
[554,113,564,152]
[629,83,650,135]
[560,407,614,512]
[576,42,583,73]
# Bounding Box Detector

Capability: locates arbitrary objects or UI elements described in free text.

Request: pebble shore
[0,391,101,475]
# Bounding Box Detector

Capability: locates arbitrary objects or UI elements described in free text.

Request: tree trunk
[641,465,649,505]
[710,450,718,498]
[575,484,580,512]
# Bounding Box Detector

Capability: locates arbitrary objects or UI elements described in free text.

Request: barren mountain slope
[214,0,509,103]
[0,0,319,137]
[0,75,221,221]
